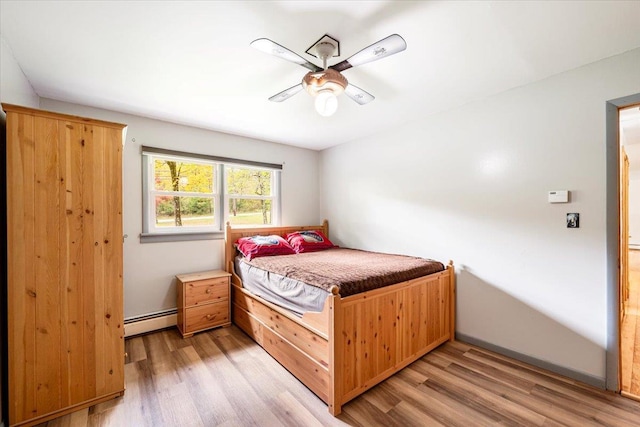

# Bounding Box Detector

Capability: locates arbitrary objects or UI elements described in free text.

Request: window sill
[140,231,224,243]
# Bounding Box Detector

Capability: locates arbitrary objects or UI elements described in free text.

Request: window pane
[154,159,214,193]
[155,196,214,227]
[226,167,272,196]
[227,198,272,225]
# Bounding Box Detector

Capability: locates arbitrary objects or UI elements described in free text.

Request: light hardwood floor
[622,249,640,397]
[39,323,640,427]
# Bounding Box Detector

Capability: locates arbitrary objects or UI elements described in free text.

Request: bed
[225,220,456,415]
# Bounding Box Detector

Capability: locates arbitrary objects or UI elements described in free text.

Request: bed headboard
[224,219,329,274]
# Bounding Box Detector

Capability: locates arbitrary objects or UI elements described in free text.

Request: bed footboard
[329,265,453,414]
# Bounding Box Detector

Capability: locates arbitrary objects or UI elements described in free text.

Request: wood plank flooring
[40,324,640,427]
[622,249,640,397]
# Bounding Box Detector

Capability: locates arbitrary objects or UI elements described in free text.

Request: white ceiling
[1,1,640,151]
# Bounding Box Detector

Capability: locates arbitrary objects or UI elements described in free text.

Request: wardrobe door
[7,109,39,424]
[56,120,125,406]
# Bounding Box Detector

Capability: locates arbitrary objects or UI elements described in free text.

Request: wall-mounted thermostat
[548,190,569,203]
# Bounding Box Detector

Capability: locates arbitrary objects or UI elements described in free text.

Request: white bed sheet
[234,256,329,316]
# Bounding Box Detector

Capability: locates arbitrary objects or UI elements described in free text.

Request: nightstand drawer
[185,277,229,307]
[185,302,229,331]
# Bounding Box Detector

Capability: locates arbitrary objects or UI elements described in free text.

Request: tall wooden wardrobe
[3,104,127,426]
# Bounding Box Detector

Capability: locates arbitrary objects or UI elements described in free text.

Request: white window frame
[224,164,280,228]
[146,154,220,234]
[141,146,282,243]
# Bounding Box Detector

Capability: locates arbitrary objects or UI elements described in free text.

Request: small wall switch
[548,190,569,203]
[567,213,579,228]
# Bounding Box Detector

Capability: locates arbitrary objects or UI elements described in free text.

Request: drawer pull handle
[205,288,212,294]
[206,314,215,320]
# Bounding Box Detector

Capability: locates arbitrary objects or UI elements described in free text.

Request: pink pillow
[286,230,334,253]
[236,235,295,260]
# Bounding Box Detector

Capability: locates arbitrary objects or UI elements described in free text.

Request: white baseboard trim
[124,312,177,337]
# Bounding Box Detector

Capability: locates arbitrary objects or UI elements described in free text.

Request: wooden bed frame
[225,220,456,415]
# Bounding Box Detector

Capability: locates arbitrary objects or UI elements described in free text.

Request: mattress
[234,247,445,315]
[235,256,329,315]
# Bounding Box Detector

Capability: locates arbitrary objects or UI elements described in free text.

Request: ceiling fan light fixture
[302,68,347,97]
[315,90,338,117]
[302,68,346,117]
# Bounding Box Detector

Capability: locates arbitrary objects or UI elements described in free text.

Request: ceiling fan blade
[268,83,304,102]
[344,83,375,105]
[251,38,322,72]
[331,34,407,72]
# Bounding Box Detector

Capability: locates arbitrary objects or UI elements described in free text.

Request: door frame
[605,93,640,391]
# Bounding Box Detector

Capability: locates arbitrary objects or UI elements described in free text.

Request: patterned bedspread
[243,248,444,297]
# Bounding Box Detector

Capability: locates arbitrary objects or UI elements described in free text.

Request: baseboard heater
[124,309,177,337]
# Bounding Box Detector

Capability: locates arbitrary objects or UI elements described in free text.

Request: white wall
[0,34,39,112]
[320,48,640,382]
[39,99,320,319]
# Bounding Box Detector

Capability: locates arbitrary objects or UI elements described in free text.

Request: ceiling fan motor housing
[302,68,347,97]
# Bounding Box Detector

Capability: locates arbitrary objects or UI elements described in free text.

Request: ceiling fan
[251,34,407,117]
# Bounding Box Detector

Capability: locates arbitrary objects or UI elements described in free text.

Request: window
[226,166,277,226]
[148,156,218,233]
[141,147,281,242]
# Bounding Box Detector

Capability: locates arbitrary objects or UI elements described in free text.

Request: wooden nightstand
[176,269,231,338]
